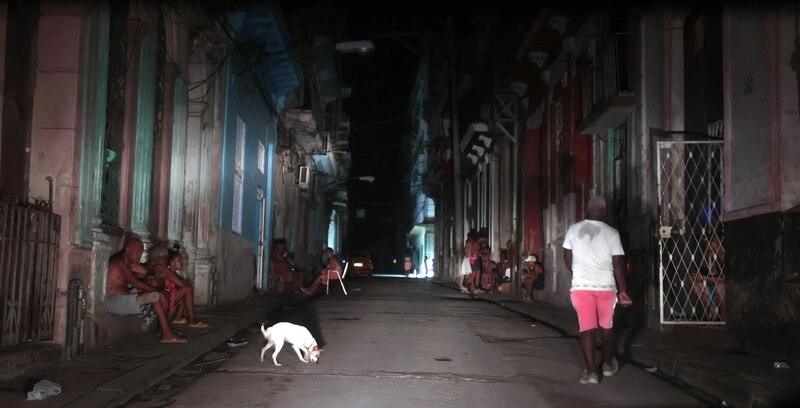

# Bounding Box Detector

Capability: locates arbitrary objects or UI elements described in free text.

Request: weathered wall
[727,8,771,211]
[725,211,800,366]
[27,2,86,347]
[777,8,800,211]
[215,230,256,305]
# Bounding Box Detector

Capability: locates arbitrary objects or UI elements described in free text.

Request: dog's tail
[261,322,271,338]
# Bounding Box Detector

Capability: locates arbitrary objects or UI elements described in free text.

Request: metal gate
[657,140,725,324]
[0,200,60,345]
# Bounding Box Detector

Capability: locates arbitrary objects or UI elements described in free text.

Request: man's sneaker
[579,370,599,384]
[603,357,619,377]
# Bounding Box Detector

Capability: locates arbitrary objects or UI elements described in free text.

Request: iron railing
[0,199,60,345]
[657,141,726,324]
[581,33,633,120]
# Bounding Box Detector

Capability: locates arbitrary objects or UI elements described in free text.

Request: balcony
[577,33,635,135]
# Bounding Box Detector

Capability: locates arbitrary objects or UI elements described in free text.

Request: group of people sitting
[459,229,511,294]
[270,239,343,297]
[459,229,544,301]
[105,237,208,344]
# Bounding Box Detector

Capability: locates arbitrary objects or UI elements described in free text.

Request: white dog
[260,322,322,366]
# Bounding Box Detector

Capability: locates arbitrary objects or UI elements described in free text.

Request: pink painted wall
[27,0,88,346]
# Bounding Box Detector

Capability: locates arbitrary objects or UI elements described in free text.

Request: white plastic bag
[26,379,61,401]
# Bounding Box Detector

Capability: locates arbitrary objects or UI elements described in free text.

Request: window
[232,116,246,234]
[426,197,435,218]
[258,140,265,174]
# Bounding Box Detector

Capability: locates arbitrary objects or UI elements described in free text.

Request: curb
[62,304,279,408]
[434,280,799,408]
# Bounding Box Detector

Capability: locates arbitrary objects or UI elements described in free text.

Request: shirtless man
[302,247,342,295]
[105,238,186,343]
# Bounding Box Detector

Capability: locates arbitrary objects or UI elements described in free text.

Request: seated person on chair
[482,260,501,293]
[302,247,342,295]
[105,238,186,343]
[690,235,726,321]
[271,238,302,294]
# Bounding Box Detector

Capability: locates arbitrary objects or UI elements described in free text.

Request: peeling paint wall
[725,211,800,366]
[215,230,256,305]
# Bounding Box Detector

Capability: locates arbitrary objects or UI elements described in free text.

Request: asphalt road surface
[127,277,708,408]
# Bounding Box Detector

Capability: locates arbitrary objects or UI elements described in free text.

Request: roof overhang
[577,95,636,134]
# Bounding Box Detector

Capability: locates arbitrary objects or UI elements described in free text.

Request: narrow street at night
[3,2,800,407]
[126,278,706,408]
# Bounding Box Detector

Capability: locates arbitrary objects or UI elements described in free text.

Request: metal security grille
[657,140,725,324]
[0,200,61,345]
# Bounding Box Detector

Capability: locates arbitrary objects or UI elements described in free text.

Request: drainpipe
[77,283,86,355]
[65,279,84,360]
[46,176,53,210]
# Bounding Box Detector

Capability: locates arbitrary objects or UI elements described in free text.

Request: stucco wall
[27,3,85,347]
[778,9,800,211]
[728,9,771,211]
[725,211,800,366]
[215,230,255,305]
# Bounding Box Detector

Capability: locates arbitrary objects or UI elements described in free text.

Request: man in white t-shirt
[563,195,632,385]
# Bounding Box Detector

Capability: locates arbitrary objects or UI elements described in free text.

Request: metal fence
[657,141,725,324]
[0,200,60,345]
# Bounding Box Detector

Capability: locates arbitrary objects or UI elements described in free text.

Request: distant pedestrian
[459,229,478,293]
[563,195,632,384]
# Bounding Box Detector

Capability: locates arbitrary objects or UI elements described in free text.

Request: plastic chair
[326,261,348,295]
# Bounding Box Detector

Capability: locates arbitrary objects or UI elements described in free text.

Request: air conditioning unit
[297,165,310,185]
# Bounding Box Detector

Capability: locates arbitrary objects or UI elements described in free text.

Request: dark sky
[340,7,447,266]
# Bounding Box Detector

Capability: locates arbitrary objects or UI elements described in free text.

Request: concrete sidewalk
[437,281,800,408]
[0,295,288,408]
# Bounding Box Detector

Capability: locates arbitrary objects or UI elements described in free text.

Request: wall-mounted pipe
[65,279,82,360]
[46,176,54,210]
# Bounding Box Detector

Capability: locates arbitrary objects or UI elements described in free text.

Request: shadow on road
[261,296,326,348]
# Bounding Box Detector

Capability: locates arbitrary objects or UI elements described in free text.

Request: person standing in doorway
[563,195,632,384]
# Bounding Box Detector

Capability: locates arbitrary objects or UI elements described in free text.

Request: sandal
[160,336,188,344]
[172,318,188,325]
[188,321,209,328]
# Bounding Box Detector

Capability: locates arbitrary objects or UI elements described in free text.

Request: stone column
[88,222,113,314]
[183,98,205,300]
[131,30,157,254]
[168,77,188,242]
[193,95,216,306]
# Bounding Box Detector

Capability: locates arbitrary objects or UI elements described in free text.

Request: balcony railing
[601,33,632,99]
[582,33,633,120]
[578,33,635,134]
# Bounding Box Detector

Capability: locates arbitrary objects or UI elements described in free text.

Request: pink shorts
[570,290,617,332]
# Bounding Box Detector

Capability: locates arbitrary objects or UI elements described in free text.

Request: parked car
[346,251,373,277]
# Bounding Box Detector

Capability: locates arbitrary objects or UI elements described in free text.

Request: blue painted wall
[219,5,300,289]
[218,55,275,243]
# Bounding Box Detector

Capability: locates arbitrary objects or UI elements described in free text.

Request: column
[168,77,188,241]
[131,30,157,249]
